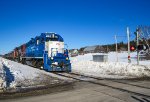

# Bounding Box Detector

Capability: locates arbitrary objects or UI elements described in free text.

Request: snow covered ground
[0,58,5,92]
[0,51,150,92]
[70,52,150,79]
[0,57,71,91]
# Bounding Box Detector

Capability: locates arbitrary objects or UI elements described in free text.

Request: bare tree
[138,25,150,39]
[138,25,150,54]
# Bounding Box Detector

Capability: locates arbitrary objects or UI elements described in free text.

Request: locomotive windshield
[46,37,58,41]
[46,35,63,42]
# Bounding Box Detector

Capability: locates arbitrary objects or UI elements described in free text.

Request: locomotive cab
[43,33,71,72]
[45,34,64,57]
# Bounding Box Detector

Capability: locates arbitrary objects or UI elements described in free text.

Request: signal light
[137,45,148,51]
[137,45,144,50]
[130,46,136,51]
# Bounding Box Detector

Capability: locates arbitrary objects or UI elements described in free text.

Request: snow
[0,58,5,89]
[70,52,150,79]
[0,57,71,89]
[0,51,150,90]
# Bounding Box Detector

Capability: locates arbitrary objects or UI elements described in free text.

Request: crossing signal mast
[134,28,148,65]
[127,27,131,63]
[133,28,140,65]
[127,26,149,65]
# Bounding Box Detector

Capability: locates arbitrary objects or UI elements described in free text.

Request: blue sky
[0,0,150,54]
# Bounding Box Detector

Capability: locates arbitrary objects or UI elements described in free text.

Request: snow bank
[0,58,5,90]
[0,57,71,89]
[1,58,40,88]
[71,52,150,79]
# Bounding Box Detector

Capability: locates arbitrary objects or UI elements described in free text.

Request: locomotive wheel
[21,58,26,64]
[36,60,43,69]
[32,59,37,67]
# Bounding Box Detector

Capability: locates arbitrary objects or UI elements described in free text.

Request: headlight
[66,57,69,60]
[51,57,53,60]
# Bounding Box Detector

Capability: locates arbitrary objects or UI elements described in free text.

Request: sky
[0,0,150,54]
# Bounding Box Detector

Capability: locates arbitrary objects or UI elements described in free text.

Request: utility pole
[115,35,118,62]
[136,28,139,65]
[127,27,131,63]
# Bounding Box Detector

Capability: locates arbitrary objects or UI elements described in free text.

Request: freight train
[4,32,71,72]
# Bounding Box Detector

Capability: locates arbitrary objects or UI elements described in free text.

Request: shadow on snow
[3,64,14,87]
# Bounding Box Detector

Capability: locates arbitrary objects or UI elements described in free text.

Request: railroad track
[2,58,150,101]
[53,72,150,99]
[71,73,150,90]
[4,60,150,100]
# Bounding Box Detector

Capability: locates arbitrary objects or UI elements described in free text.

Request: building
[83,45,106,53]
[69,49,78,57]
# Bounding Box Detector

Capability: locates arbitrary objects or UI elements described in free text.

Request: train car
[5,51,14,60]
[19,32,71,72]
[13,47,19,61]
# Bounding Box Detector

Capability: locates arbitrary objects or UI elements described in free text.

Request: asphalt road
[2,78,150,102]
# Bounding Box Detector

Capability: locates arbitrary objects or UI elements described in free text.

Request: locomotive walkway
[3,72,150,102]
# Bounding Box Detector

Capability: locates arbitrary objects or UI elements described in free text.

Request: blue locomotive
[5,32,71,72]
